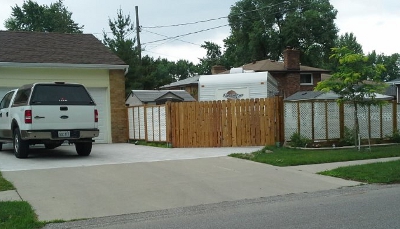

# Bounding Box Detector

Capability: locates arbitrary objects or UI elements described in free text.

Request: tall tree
[327,32,363,72]
[5,0,83,33]
[103,8,140,94]
[367,51,400,82]
[315,47,387,147]
[197,41,225,75]
[224,0,338,68]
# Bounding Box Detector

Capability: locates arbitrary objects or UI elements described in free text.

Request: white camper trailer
[198,71,279,101]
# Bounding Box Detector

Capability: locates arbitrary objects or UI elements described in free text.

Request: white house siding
[0,67,111,143]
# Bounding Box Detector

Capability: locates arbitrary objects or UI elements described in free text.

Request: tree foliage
[224,0,338,68]
[5,0,83,33]
[103,8,141,94]
[315,47,387,146]
[197,41,225,75]
[367,51,400,82]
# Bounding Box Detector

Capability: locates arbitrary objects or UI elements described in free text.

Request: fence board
[169,97,282,147]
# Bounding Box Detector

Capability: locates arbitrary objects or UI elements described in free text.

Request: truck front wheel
[13,128,29,159]
[75,142,92,156]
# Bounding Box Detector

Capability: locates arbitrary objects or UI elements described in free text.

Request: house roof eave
[0,62,129,73]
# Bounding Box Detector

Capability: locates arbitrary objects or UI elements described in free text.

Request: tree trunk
[353,101,360,149]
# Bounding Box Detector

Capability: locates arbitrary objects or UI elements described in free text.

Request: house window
[300,73,313,85]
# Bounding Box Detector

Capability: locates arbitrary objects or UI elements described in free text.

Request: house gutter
[0,62,129,75]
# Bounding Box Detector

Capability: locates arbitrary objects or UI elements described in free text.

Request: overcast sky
[1,0,399,64]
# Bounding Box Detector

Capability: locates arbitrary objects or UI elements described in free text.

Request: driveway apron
[0,144,360,221]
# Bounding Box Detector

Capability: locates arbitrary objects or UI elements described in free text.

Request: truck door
[0,91,16,138]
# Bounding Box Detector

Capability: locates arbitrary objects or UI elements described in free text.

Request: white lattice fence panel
[398,104,400,131]
[299,102,313,139]
[128,107,134,139]
[145,106,167,142]
[357,106,369,138]
[313,102,327,140]
[343,104,355,131]
[381,104,393,137]
[146,107,155,141]
[326,102,341,139]
[136,107,145,140]
[284,102,299,140]
[369,106,381,138]
[159,106,167,141]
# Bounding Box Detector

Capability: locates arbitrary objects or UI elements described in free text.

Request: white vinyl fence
[128,105,167,142]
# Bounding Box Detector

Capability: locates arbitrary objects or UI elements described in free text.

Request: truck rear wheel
[13,128,29,159]
[75,142,92,156]
[0,143,2,151]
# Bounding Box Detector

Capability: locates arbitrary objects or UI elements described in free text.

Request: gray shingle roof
[160,75,200,88]
[284,91,326,101]
[0,30,125,65]
[129,90,196,102]
[240,59,330,73]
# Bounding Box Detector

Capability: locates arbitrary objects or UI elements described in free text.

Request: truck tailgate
[31,105,97,130]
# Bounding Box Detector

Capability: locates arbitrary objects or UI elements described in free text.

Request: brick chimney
[211,65,227,75]
[283,47,300,70]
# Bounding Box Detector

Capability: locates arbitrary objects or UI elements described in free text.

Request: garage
[87,88,109,143]
[0,31,129,143]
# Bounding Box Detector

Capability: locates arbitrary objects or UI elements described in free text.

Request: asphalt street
[42,184,400,229]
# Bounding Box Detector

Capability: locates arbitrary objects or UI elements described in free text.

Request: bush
[388,130,400,143]
[339,126,355,146]
[289,132,312,147]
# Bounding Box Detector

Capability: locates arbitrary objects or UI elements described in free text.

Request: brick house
[0,31,129,143]
[161,48,330,99]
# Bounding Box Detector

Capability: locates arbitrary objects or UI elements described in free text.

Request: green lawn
[229,144,400,166]
[0,201,45,229]
[0,171,14,192]
[319,160,400,184]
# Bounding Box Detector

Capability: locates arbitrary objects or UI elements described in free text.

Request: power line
[142,29,201,47]
[142,24,229,45]
[142,16,228,29]
[141,1,292,30]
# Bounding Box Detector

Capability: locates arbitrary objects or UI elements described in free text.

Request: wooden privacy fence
[127,97,284,147]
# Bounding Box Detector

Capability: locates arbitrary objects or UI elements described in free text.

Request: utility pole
[135,6,142,61]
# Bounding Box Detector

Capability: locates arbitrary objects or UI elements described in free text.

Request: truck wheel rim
[14,134,19,153]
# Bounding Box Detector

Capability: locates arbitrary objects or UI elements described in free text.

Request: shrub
[339,126,355,146]
[289,132,312,147]
[388,130,400,143]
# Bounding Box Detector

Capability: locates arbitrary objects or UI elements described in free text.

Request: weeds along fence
[284,100,400,141]
[127,97,284,147]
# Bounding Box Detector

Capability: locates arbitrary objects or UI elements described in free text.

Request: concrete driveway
[0,143,360,221]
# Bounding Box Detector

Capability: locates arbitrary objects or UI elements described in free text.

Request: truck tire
[0,143,2,151]
[13,128,29,159]
[75,142,92,156]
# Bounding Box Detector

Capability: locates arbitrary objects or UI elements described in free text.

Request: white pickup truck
[0,82,99,158]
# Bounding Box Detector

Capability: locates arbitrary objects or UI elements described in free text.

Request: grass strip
[0,201,45,229]
[229,145,400,166]
[0,171,14,191]
[319,160,400,184]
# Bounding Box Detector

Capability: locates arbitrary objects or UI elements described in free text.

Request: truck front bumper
[20,129,99,140]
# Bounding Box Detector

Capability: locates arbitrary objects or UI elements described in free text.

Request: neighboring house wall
[126,94,143,106]
[185,85,198,100]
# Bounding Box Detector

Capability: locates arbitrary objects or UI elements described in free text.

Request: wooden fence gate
[166,97,284,147]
